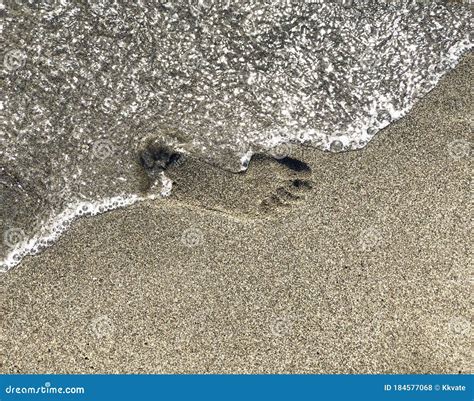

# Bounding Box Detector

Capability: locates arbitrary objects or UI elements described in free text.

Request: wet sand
[0,54,472,374]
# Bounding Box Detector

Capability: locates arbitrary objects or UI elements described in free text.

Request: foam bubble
[0,191,167,272]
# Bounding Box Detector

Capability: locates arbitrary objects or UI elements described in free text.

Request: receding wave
[1,0,471,270]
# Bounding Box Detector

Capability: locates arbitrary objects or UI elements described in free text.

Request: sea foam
[1,0,472,271]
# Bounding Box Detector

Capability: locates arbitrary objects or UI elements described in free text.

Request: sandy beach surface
[0,54,472,374]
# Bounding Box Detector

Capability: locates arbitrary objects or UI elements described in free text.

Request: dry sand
[0,54,472,374]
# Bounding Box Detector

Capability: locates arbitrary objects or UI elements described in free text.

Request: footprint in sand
[157,149,314,217]
[259,156,314,212]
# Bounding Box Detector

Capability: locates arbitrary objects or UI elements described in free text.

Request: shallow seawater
[1,0,472,271]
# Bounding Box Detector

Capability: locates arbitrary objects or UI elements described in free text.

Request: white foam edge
[240,37,472,167]
[0,173,173,273]
[1,38,470,271]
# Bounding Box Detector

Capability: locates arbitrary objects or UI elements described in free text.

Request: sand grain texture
[0,55,472,374]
